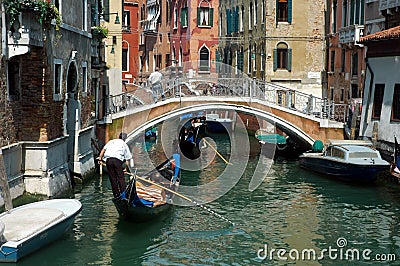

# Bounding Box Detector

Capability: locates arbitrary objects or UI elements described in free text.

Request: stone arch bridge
[96,78,346,150]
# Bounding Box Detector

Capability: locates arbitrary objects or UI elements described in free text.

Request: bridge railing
[105,77,348,123]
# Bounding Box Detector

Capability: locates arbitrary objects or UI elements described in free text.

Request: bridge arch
[125,103,315,149]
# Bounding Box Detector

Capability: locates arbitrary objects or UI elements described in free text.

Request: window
[273,42,292,71]
[141,4,145,21]
[261,0,265,23]
[277,0,292,23]
[123,10,130,31]
[249,2,253,30]
[240,5,244,32]
[53,59,62,101]
[7,59,20,101]
[174,6,178,29]
[82,61,87,94]
[342,0,348,27]
[351,84,358,98]
[340,87,344,102]
[252,45,257,72]
[332,1,337,33]
[179,47,182,67]
[392,84,400,121]
[172,48,176,66]
[237,49,244,72]
[226,9,232,34]
[330,51,335,72]
[166,54,170,67]
[155,54,162,69]
[199,46,210,72]
[254,0,257,26]
[372,84,384,119]
[181,7,188,27]
[82,0,87,31]
[139,55,143,72]
[341,49,345,72]
[197,1,214,27]
[248,48,252,74]
[352,52,358,75]
[122,48,128,71]
[166,1,170,23]
[261,47,265,71]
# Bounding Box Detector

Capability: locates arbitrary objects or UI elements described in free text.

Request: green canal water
[15,135,400,265]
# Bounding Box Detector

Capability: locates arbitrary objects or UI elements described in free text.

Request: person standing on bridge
[98,132,132,199]
[149,67,165,103]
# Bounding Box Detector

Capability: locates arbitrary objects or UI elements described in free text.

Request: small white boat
[0,199,82,262]
[299,140,390,183]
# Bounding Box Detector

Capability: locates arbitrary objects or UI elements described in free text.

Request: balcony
[338,25,365,47]
[7,13,44,58]
[143,0,160,32]
[379,0,400,12]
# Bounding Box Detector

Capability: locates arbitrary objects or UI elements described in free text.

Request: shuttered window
[181,7,188,27]
[277,0,292,23]
[197,7,214,27]
[273,43,292,72]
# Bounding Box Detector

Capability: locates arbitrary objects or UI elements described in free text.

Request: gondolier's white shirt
[103,139,132,162]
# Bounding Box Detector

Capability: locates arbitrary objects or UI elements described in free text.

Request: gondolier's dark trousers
[105,157,126,198]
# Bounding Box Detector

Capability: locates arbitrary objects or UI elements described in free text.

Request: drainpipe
[361,49,374,138]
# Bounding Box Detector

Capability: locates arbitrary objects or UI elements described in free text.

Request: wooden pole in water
[0,150,13,211]
[202,138,232,165]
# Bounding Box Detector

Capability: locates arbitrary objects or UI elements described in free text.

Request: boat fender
[313,140,324,152]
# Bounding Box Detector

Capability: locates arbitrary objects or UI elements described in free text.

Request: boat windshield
[348,152,379,158]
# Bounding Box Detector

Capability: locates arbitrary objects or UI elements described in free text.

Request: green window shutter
[276,0,279,23]
[238,51,244,71]
[287,49,292,72]
[181,8,186,26]
[209,8,214,26]
[273,49,278,71]
[288,0,292,24]
[235,7,239,32]
[226,9,231,34]
[197,8,201,26]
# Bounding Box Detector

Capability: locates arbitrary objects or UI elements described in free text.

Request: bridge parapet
[106,77,348,124]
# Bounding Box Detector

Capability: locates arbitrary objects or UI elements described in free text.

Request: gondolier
[98,132,132,199]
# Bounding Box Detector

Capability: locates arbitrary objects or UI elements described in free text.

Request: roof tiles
[360,25,400,42]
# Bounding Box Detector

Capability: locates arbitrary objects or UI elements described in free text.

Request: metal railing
[105,77,348,123]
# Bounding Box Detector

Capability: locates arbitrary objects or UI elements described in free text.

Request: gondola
[178,117,206,159]
[112,154,180,222]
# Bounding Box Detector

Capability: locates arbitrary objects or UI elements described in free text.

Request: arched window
[197,0,213,27]
[199,45,210,72]
[273,42,292,71]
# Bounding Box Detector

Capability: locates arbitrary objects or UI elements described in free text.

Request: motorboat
[299,140,390,183]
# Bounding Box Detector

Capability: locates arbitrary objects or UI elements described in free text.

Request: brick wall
[0,59,18,147]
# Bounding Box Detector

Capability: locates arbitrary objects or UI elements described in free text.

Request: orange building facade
[170,0,219,76]
[122,1,140,85]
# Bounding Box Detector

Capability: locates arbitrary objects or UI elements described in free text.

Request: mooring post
[0,149,13,211]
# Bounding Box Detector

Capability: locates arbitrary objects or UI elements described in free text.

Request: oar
[202,138,232,165]
[125,172,235,226]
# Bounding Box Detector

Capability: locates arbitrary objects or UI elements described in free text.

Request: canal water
[16,134,400,265]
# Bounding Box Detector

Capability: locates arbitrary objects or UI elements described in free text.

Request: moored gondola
[112,153,180,222]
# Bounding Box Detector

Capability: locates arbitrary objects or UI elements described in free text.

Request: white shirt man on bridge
[149,67,165,103]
